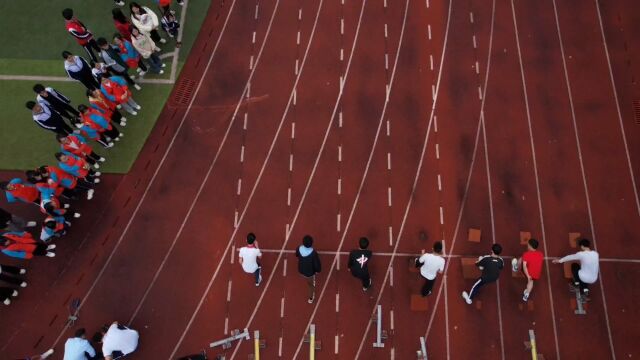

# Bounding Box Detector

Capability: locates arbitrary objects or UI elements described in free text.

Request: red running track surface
[1,0,640,359]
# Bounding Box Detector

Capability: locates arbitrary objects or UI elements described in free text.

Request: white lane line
[387,187,392,207]
[280,297,285,318]
[475,60,480,74]
[291,2,412,359]
[511,2,566,358]
[594,1,640,216]
[434,115,438,132]
[470,11,474,23]
[291,122,296,139]
[424,0,496,344]
[278,337,283,357]
[388,226,393,246]
[234,247,640,263]
[473,34,477,48]
[386,120,391,136]
[227,280,232,302]
[289,154,293,172]
[287,188,291,206]
[224,317,229,335]
[244,113,248,129]
[237,178,242,195]
[283,258,287,277]
[390,309,395,330]
[335,335,339,354]
[389,266,394,287]
[336,293,340,312]
[354,0,453,357]
[338,178,342,195]
[387,153,391,170]
[428,24,432,40]
[339,145,343,162]
[337,213,341,232]
[240,145,245,162]
[480,113,505,360]
[228,0,363,353]
[231,245,235,264]
[444,275,450,360]
[50,0,239,349]
[552,0,617,357]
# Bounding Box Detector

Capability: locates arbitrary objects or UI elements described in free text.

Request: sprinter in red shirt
[512,238,544,301]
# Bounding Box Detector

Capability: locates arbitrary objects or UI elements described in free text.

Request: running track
[1,0,639,358]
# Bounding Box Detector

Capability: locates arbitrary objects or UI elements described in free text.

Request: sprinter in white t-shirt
[415,241,445,296]
[553,238,599,296]
[239,233,263,286]
[93,321,139,360]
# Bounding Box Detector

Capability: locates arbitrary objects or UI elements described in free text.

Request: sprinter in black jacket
[295,235,321,303]
[348,237,373,291]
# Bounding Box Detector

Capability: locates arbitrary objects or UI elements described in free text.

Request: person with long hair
[112,8,132,41]
[129,2,165,44]
[130,27,164,74]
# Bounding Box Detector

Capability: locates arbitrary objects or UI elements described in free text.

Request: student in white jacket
[553,238,599,295]
[131,27,165,74]
[129,2,166,44]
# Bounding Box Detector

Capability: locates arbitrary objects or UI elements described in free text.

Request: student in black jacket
[348,237,373,291]
[295,235,321,303]
[33,84,80,122]
[63,51,99,90]
[462,243,504,305]
[26,101,74,135]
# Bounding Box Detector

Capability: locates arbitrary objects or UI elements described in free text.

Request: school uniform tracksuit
[65,56,99,90]
[1,232,48,260]
[4,178,40,205]
[468,256,504,299]
[36,87,79,122]
[296,246,322,300]
[100,45,137,86]
[65,18,100,62]
[32,103,73,136]
[61,134,103,165]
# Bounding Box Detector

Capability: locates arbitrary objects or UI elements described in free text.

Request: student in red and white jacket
[99,74,141,115]
[55,152,101,185]
[1,232,56,260]
[87,89,127,127]
[62,8,100,62]
[56,133,106,167]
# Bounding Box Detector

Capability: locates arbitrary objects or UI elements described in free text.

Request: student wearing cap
[296,235,322,303]
[512,238,544,301]
[238,233,263,286]
[33,84,80,122]
[347,237,373,291]
[462,244,504,305]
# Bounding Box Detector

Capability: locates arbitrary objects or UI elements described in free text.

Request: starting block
[416,337,428,359]
[372,305,388,348]
[569,232,581,248]
[304,324,321,359]
[210,328,250,350]
[461,258,481,279]
[468,228,481,243]
[520,231,532,245]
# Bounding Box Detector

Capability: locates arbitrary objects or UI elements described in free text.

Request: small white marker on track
[426,0,430,8]
[254,4,259,19]
[338,178,342,195]
[293,89,297,105]
[249,55,253,69]
[432,84,436,100]
[337,213,341,232]
[289,154,293,172]
[386,120,390,136]
[280,297,285,317]
[473,35,477,48]
[226,280,232,302]
[291,122,296,139]
[430,54,434,70]
[336,293,340,312]
[278,337,283,357]
[387,187,392,207]
[240,145,244,163]
[439,206,444,225]
[437,174,442,191]
[478,86,483,100]
[428,24,432,40]
[237,178,242,195]
[470,12,474,23]
[295,59,299,75]
[283,258,287,276]
[389,266,394,286]
[388,226,393,246]
[298,9,302,21]
[390,310,395,330]
[341,19,344,35]
[434,115,438,132]
[435,143,440,159]
[335,335,339,354]
[385,53,389,70]
[338,145,342,162]
[387,153,391,170]
[476,60,480,74]
[297,31,301,45]
[339,111,343,127]
[252,31,256,44]
[224,317,229,334]
[231,245,235,264]
[340,48,344,61]
[287,188,291,206]
[243,113,248,129]
[234,210,239,228]
[384,24,388,38]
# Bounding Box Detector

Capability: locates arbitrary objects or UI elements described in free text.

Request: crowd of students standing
[0,0,181,313]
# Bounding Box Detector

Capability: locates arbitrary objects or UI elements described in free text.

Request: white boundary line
[551,0,617,357]
[227,1,369,358]
[480,113,506,360]
[234,248,640,263]
[353,0,453,357]
[293,1,411,358]
[127,0,283,329]
[509,1,561,358]
[48,0,239,349]
[170,1,330,358]
[594,0,640,217]
[424,0,496,342]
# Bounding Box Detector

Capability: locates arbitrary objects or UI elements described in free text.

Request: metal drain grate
[633,99,640,125]
[172,78,196,106]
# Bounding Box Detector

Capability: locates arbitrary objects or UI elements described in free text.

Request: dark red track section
[1,0,639,359]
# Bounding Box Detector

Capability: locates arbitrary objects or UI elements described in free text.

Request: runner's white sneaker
[511,258,518,272]
[462,291,472,305]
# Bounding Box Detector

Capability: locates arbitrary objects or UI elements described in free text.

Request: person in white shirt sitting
[553,238,599,296]
[415,241,446,297]
[239,233,263,286]
[63,328,96,360]
[93,321,139,359]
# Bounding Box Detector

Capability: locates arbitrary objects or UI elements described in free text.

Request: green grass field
[0,0,210,173]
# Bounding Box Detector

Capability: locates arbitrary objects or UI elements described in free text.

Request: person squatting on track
[553,238,599,296]
[93,321,140,360]
[296,235,322,304]
[512,238,544,301]
[239,232,263,286]
[347,237,373,291]
[416,241,445,297]
[462,243,504,305]
[63,328,97,360]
